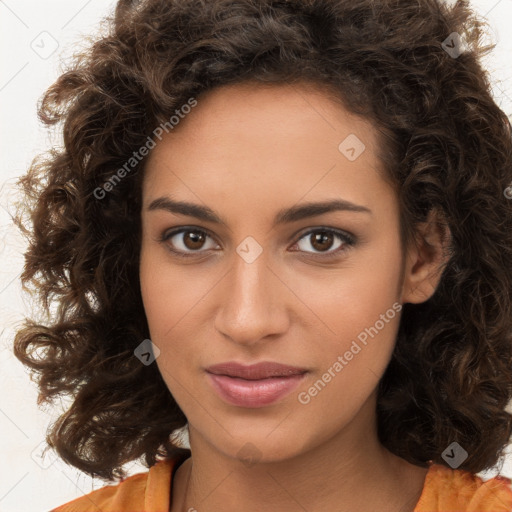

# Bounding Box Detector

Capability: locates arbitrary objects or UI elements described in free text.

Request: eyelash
[157,226,356,260]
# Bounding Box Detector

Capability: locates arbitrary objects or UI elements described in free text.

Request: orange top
[50,450,512,512]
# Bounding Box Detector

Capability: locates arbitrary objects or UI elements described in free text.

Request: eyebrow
[146,196,372,227]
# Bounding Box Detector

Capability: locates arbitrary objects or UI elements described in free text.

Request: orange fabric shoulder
[414,463,512,512]
[50,455,512,512]
[49,451,190,512]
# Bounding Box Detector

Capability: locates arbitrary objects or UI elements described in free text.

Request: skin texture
[139,82,449,512]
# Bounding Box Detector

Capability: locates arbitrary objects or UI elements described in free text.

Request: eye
[158,226,356,259]
[158,227,218,258]
[291,227,355,258]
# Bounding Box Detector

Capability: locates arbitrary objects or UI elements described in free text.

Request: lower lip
[206,372,307,408]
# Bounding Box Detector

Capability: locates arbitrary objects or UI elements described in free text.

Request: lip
[205,362,308,408]
[205,361,308,379]
[206,373,307,408]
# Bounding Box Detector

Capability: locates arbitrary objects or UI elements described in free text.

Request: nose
[213,248,290,347]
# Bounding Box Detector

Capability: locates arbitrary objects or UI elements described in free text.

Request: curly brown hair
[13,0,512,481]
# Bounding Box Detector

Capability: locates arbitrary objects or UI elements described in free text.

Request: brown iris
[309,231,335,252]
[182,230,206,250]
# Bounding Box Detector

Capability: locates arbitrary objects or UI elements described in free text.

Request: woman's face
[139,82,423,463]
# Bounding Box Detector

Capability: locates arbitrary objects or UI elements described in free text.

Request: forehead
[142,81,394,218]
[150,81,377,147]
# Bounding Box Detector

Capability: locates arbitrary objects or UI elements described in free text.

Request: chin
[206,427,312,466]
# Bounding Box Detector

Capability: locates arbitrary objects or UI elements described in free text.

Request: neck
[173,397,428,512]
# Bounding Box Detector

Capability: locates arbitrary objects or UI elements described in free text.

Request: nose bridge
[234,246,269,304]
[214,243,288,344]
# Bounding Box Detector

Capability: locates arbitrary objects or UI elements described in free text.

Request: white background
[1,1,511,511]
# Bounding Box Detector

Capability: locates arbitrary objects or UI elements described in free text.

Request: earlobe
[401,209,452,305]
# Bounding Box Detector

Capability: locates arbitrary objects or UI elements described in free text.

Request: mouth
[205,361,308,380]
[205,361,308,408]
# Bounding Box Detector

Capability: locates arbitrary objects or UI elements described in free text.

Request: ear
[401,208,452,305]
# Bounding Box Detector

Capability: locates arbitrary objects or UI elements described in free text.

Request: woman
[13,0,512,510]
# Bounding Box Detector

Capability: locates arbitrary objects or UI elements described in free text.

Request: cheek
[306,284,400,388]
[139,245,216,380]
[295,235,403,393]
[293,230,403,339]
[139,243,205,335]
[139,254,192,398]
[295,287,401,425]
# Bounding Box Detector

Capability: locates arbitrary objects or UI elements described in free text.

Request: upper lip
[205,361,308,380]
